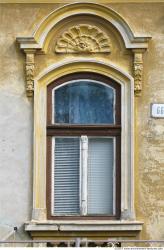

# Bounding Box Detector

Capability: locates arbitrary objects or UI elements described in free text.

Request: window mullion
[80,135,88,215]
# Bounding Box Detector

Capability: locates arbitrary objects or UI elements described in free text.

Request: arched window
[47,73,121,219]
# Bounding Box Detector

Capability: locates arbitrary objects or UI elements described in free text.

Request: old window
[47,73,121,219]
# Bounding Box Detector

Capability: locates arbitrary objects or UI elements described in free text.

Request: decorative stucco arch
[18,2,150,50]
[17,2,151,97]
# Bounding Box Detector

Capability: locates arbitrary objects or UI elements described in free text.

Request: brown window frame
[46,72,121,220]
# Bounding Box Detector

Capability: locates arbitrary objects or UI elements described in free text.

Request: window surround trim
[31,59,135,224]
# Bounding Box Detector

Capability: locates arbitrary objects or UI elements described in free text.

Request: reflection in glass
[54,80,115,124]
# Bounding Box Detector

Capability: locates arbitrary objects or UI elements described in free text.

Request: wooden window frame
[46,72,121,220]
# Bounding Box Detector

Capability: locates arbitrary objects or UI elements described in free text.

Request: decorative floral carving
[55,25,111,53]
[134,63,143,95]
[133,51,143,96]
[25,52,35,97]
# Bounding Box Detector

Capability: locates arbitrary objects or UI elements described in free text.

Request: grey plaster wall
[0,3,61,241]
[0,4,34,240]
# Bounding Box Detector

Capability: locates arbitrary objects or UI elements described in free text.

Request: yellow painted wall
[0,2,163,241]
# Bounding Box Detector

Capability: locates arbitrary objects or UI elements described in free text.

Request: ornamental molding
[133,50,144,97]
[55,25,111,54]
[25,50,35,97]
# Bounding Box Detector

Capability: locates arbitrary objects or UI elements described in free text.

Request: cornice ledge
[16,37,42,51]
[129,36,152,49]
[25,220,143,232]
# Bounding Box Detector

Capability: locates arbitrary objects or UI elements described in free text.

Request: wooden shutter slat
[53,137,80,215]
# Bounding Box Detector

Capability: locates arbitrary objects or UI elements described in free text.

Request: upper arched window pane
[53,80,115,124]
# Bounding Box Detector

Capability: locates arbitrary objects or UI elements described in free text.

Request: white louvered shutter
[53,137,80,215]
[87,138,114,215]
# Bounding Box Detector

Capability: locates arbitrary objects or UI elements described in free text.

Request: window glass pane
[87,138,114,215]
[54,80,115,124]
[53,137,80,215]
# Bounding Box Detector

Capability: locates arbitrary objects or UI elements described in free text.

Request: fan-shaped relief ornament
[55,25,111,53]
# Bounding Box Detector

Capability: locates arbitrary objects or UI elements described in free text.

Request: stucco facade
[0,0,164,245]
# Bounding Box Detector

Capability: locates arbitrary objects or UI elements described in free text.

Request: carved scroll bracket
[132,49,145,97]
[24,49,36,97]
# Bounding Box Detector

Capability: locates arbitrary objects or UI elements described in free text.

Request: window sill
[25,220,143,232]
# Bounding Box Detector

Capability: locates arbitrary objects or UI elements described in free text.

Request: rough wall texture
[0,2,163,241]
